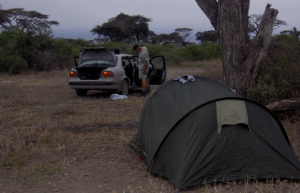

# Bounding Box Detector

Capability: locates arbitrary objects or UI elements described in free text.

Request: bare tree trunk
[195,0,278,95]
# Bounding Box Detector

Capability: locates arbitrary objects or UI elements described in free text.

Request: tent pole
[138,146,142,162]
[145,158,154,177]
[175,189,179,193]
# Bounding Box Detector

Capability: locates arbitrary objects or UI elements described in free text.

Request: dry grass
[0,70,144,176]
[169,59,223,81]
[1,63,300,192]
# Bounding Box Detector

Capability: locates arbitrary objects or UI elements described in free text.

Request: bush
[0,54,28,74]
[0,30,88,73]
[207,43,222,59]
[96,41,185,65]
[31,50,57,71]
[96,41,129,53]
[50,39,76,69]
[0,31,29,74]
[177,42,222,61]
[248,34,300,105]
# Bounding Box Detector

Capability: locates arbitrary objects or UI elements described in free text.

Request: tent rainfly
[129,76,300,190]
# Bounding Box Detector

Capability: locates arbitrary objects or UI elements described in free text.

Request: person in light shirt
[133,44,149,97]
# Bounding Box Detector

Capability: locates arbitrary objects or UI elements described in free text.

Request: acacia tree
[91,13,151,43]
[146,30,158,44]
[195,0,278,95]
[175,28,193,42]
[0,8,59,31]
[195,30,218,43]
[249,14,287,35]
[151,32,183,45]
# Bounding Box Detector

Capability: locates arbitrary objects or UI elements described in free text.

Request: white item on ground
[173,74,196,84]
[183,74,195,82]
[109,94,128,100]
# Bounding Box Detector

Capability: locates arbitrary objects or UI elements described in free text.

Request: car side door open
[74,57,79,67]
[148,56,166,85]
[122,56,135,86]
[133,55,166,86]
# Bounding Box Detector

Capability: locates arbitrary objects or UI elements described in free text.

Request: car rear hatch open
[76,47,116,80]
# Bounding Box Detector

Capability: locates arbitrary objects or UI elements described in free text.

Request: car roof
[82,47,107,50]
[117,54,133,57]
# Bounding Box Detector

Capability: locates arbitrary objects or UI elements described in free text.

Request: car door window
[129,57,134,65]
[133,56,139,68]
[150,57,164,68]
[122,57,131,67]
[149,56,166,85]
[74,57,79,67]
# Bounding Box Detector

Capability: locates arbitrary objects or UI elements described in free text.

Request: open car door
[133,56,166,86]
[148,56,166,85]
[74,57,79,67]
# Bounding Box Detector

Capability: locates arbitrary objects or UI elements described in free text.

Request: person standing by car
[133,44,149,97]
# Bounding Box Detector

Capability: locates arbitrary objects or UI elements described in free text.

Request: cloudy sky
[2,0,299,41]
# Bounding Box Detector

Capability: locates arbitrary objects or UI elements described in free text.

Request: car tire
[76,89,87,97]
[120,79,129,96]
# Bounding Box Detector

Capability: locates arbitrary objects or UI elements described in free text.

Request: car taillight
[70,71,78,78]
[101,71,114,77]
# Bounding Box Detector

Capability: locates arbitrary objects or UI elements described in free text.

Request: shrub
[0,30,88,73]
[0,54,28,74]
[50,39,76,69]
[177,42,222,61]
[207,43,222,59]
[31,50,57,71]
[248,34,300,104]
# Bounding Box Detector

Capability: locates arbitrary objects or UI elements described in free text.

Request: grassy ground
[1,60,300,192]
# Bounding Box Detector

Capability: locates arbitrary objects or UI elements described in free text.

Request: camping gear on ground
[173,74,195,84]
[129,76,300,190]
[109,94,128,100]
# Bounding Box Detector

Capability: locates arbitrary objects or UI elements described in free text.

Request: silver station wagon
[69,47,166,96]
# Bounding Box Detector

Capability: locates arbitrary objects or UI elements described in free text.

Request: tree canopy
[150,32,183,45]
[195,30,218,43]
[280,27,300,38]
[91,13,151,43]
[0,8,59,31]
[249,14,287,35]
[175,28,193,42]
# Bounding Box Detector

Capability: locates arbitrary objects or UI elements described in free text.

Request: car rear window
[79,48,117,66]
[81,49,113,61]
[79,60,113,68]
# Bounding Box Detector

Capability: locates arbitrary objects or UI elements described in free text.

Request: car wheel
[120,80,129,96]
[76,89,87,97]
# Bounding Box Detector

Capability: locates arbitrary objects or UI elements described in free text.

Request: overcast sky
[2,0,300,41]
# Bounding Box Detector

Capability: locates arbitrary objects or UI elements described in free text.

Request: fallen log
[266,98,300,112]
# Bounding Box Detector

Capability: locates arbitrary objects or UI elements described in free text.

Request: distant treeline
[0,29,222,74]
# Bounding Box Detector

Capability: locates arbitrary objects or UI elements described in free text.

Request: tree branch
[266,98,300,112]
[21,18,34,31]
[195,0,218,29]
[244,4,278,87]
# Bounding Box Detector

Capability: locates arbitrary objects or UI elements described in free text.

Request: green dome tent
[129,76,300,190]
